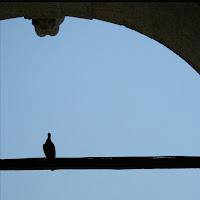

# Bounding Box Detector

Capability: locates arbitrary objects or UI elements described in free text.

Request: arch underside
[1,2,200,74]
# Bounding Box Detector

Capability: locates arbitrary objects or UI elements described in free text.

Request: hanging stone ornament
[31,16,65,37]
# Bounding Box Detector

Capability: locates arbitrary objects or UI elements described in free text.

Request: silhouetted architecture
[1,156,200,171]
[1,3,200,74]
[31,17,65,37]
[43,133,56,158]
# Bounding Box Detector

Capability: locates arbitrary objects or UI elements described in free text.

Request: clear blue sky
[1,16,200,200]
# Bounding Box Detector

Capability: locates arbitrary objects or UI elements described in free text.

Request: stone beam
[1,156,200,171]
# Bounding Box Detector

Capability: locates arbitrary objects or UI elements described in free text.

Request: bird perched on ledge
[43,133,56,158]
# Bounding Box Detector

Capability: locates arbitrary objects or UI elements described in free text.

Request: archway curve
[1,2,200,74]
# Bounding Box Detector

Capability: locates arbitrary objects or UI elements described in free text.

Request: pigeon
[43,133,56,158]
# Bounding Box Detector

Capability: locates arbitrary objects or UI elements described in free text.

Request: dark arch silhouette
[0,2,200,74]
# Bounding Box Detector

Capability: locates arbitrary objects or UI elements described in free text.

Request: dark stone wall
[1,2,200,74]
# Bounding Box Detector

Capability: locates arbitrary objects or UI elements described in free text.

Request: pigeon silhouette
[43,133,56,158]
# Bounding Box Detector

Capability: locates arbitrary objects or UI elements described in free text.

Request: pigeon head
[48,133,51,138]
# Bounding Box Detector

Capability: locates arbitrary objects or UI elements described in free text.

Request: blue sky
[1,16,200,200]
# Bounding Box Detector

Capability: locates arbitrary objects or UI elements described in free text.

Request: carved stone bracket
[30,16,65,37]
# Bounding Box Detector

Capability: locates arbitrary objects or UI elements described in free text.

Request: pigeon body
[43,133,56,158]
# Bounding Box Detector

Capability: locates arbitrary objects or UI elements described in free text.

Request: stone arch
[1,2,200,74]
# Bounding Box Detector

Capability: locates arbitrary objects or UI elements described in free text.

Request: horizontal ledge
[1,156,200,171]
